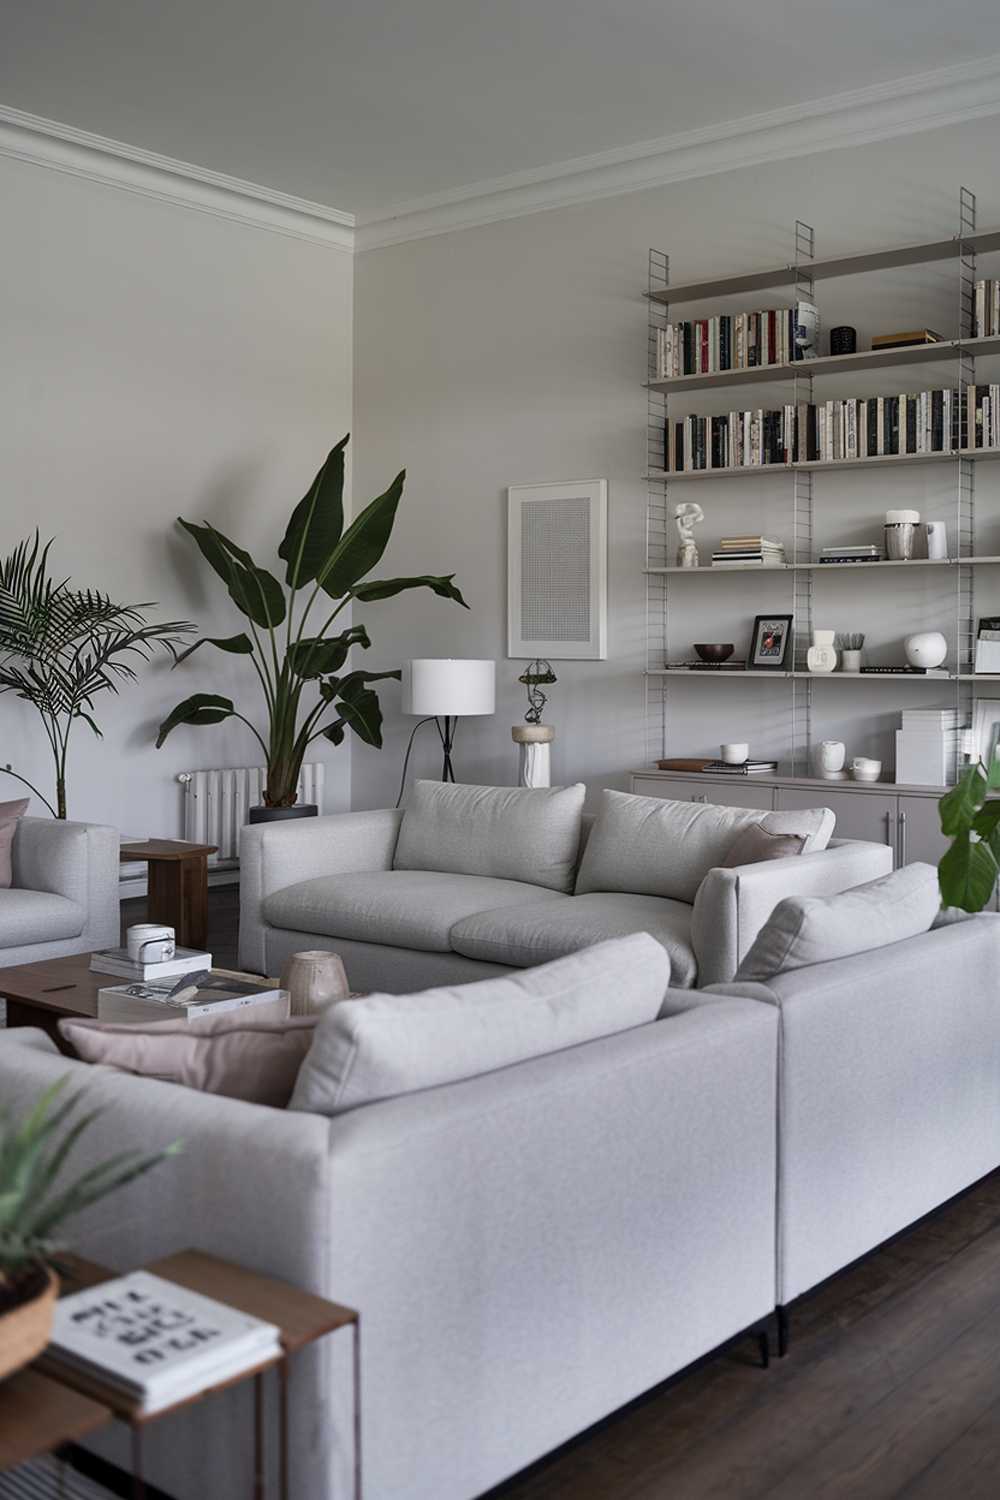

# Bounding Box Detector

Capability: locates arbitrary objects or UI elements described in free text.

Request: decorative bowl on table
[693,643,735,663]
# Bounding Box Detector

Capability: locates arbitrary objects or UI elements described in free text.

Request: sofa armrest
[12,817,119,949]
[690,838,894,987]
[239,808,404,972]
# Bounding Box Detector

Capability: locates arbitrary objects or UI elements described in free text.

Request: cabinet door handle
[883,811,893,850]
[897,810,907,865]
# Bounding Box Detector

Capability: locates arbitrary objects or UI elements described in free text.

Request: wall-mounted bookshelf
[644,188,1000,785]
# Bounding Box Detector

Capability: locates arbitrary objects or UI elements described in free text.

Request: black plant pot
[248,803,319,824]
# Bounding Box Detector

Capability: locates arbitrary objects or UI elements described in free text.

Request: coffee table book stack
[47,1272,282,1416]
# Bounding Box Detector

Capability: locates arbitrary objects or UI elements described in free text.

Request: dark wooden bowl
[693,643,735,663]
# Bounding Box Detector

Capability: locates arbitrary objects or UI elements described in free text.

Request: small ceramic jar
[806,630,838,674]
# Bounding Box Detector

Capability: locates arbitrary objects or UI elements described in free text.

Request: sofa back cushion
[576,790,834,903]
[0,799,29,889]
[289,932,669,1116]
[393,780,586,893]
[736,861,941,982]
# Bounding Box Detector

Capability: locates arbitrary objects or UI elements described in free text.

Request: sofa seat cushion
[450,891,697,986]
[263,870,566,954]
[0,888,86,947]
[576,789,835,904]
[290,932,671,1116]
[393,780,586,892]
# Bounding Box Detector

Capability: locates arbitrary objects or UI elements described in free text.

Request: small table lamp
[401,659,495,783]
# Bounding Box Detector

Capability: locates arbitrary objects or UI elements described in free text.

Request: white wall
[0,156,353,834]
[351,117,1000,806]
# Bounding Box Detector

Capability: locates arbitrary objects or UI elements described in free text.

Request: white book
[48,1272,281,1414]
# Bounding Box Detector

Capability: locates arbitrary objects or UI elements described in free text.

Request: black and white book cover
[49,1272,281,1411]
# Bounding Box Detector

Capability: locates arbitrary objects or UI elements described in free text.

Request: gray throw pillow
[736,862,941,982]
[289,933,670,1116]
[393,780,586,893]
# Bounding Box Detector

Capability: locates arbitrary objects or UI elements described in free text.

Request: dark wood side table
[45,1250,360,1500]
[119,841,218,951]
[0,1366,110,1474]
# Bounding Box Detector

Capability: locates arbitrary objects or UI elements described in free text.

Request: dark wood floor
[131,890,1000,1499]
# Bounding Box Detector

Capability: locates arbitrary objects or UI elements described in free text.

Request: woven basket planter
[0,1268,58,1382]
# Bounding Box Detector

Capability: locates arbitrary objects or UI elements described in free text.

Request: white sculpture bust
[674,502,705,569]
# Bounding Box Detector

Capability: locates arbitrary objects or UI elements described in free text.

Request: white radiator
[177,763,325,866]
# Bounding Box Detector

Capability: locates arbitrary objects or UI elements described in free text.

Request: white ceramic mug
[852,757,882,783]
[127,923,176,965]
[720,742,749,764]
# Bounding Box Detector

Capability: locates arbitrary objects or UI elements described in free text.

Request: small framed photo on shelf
[974,617,1000,674]
[747,614,793,671]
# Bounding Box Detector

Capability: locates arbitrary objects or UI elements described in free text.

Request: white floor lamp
[398,658,495,795]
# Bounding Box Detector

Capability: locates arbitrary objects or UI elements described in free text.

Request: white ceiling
[5,0,1000,222]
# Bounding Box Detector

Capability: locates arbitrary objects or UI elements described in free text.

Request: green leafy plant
[157,434,467,807]
[937,757,1000,911]
[0,1078,178,1306]
[0,535,193,818]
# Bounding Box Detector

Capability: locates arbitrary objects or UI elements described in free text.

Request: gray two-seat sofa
[239,780,892,989]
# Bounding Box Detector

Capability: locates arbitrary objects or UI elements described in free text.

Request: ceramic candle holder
[281,950,351,1016]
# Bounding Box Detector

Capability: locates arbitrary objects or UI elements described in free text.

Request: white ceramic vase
[904,631,948,670]
[815,740,847,780]
[806,630,838,674]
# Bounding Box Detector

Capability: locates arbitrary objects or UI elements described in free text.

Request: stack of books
[654,300,817,378]
[895,709,963,787]
[818,543,882,565]
[701,758,779,776]
[47,1272,282,1415]
[871,329,942,351]
[711,536,786,567]
[974,281,1000,338]
[90,945,211,980]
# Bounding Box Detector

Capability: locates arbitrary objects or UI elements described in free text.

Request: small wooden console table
[119,840,217,951]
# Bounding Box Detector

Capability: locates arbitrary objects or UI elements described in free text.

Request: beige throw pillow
[0,798,29,888]
[59,1003,316,1108]
[722,825,807,867]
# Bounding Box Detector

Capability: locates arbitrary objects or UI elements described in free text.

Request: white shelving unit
[645,189,1000,781]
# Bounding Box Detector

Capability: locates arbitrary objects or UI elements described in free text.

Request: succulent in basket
[0,1078,178,1378]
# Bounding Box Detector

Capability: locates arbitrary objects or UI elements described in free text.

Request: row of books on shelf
[712,535,786,567]
[974,280,1000,338]
[654,300,817,378]
[663,386,1000,471]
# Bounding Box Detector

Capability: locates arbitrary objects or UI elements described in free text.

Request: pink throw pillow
[58,1007,318,1108]
[722,824,807,867]
[0,798,30,889]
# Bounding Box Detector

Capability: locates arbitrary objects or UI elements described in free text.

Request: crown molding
[356,52,1000,250]
[0,104,355,251]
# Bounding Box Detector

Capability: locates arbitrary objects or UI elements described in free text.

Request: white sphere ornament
[904,631,948,670]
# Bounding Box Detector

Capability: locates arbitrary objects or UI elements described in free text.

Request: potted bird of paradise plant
[157,434,466,819]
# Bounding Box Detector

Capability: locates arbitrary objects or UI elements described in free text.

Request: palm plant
[0,535,193,818]
[157,434,467,807]
[0,1077,178,1307]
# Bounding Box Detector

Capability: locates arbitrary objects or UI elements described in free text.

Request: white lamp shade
[403,659,495,717]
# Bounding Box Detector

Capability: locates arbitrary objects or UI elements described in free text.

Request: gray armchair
[1,817,119,967]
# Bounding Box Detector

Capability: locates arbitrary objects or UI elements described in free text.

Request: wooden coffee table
[0,954,270,1055]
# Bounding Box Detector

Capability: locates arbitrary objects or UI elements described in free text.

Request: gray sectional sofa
[0,816,119,966]
[239,780,892,989]
[1,862,996,1500]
